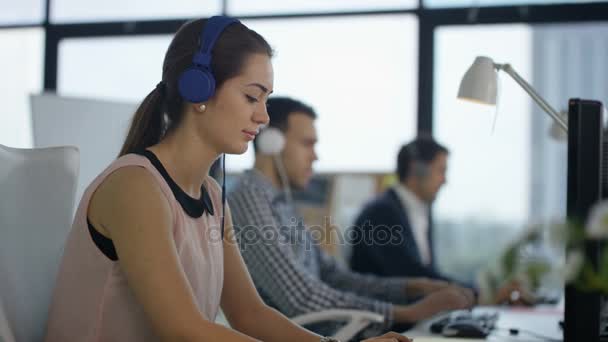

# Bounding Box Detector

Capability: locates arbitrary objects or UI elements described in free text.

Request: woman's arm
[89,167,257,342]
[220,207,321,342]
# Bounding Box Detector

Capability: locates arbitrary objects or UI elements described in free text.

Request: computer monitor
[564,98,605,342]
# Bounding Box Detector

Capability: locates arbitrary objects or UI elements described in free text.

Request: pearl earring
[199,104,207,112]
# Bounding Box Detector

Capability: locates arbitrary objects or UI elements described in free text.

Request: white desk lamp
[457,56,568,133]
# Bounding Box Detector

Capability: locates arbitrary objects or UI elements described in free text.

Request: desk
[405,306,563,342]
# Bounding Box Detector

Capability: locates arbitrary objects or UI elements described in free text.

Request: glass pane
[0,0,45,25]
[433,24,534,283]
[58,16,419,173]
[528,22,608,224]
[425,0,605,8]
[231,15,418,172]
[58,35,169,102]
[51,0,220,23]
[433,22,608,285]
[0,28,44,148]
[228,0,416,16]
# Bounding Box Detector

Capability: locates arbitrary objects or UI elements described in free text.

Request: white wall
[31,93,135,203]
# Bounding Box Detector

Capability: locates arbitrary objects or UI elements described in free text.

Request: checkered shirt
[228,169,411,335]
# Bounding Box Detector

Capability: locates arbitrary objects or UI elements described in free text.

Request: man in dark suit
[350,135,453,282]
[350,136,535,305]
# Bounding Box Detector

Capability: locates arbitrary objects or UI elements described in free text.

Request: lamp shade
[457,56,498,105]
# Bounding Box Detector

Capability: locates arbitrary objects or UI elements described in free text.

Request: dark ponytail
[117,18,273,157]
[118,83,166,156]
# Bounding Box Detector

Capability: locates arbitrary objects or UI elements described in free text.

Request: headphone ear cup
[178,67,216,103]
[412,162,429,179]
[257,128,285,155]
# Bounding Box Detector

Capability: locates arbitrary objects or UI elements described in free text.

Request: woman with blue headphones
[44,16,410,342]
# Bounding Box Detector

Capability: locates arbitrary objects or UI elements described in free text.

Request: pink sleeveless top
[45,154,224,341]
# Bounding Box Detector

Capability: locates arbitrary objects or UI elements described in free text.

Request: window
[58,35,170,102]
[227,15,419,172]
[0,28,44,148]
[0,0,45,25]
[433,24,534,282]
[51,0,221,23]
[228,0,416,16]
[433,22,608,283]
[425,0,605,8]
[527,22,608,224]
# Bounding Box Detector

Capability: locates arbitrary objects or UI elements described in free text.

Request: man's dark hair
[396,134,449,181]
[253,96,317,151]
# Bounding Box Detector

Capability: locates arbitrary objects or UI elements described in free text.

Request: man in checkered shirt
[228,97,475,337]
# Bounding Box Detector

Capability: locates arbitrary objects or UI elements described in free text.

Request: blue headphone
[177,16,239,239]
[178,16,240,103]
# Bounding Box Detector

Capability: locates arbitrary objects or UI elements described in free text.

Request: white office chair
[216,308,383,341]
[0,144,79,341]
[292,309,384,341]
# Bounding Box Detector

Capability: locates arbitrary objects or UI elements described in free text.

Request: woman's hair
[119,18,273,156]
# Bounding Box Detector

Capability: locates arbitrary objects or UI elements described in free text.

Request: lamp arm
[496,63,568,133]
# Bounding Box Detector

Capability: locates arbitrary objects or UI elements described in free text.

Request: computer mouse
[441,320,489,339]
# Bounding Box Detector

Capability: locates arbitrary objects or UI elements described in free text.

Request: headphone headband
[192,16,239,67]
[178,15,240,104]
